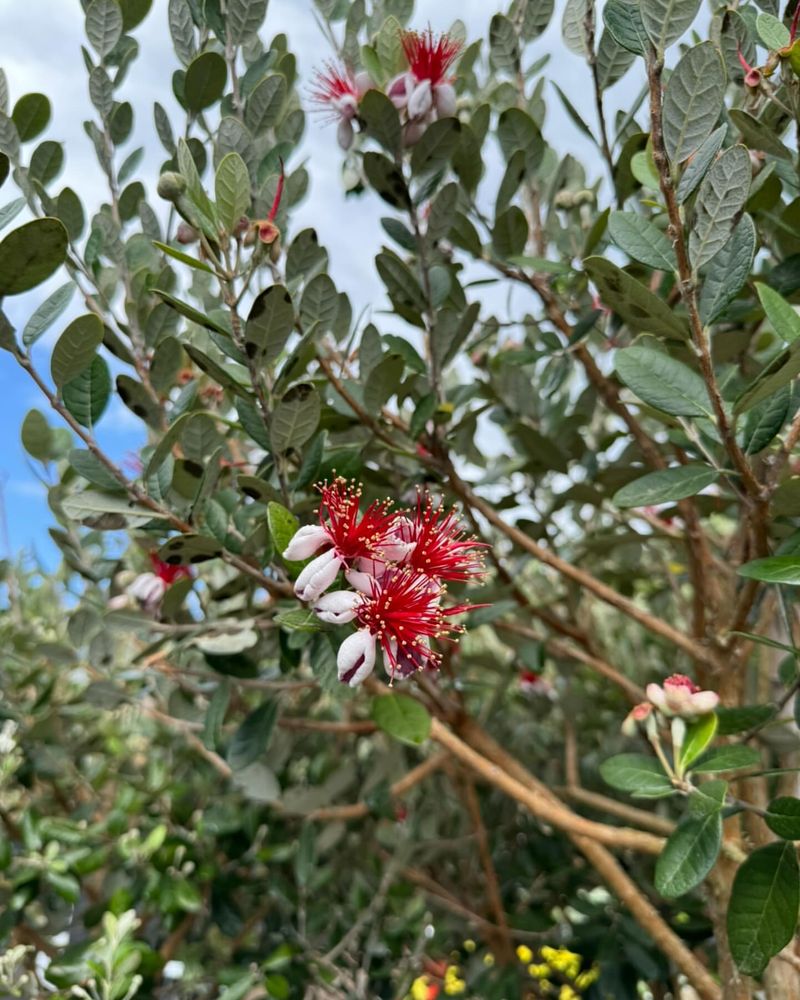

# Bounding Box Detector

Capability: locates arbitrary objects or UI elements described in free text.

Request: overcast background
[0,0,630,562]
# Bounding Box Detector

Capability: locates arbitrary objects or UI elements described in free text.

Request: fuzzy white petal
[387,72,411,109]
[646,683,668,713]
[346,568,381,594]
[294,549,342,601]
[433,82,457,117]
[283,525,329,561]
[337,117,355,150]
[408,79,433,119]
[313,591,360,624]
[337,630,377,687]
[353,70,372,97]
[690,691,720,715]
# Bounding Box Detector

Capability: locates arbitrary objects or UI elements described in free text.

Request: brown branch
[496,619,645,703]
[560,786,676,836]
[429,719,664,855]
[460,776,514,963]
[278,718,377,734]
[456,717,721,1000]
[298,752,448,822]
[446,462,717,667]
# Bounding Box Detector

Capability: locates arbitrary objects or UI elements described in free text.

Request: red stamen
[267,158,285,223]
[404,492,487,581]
[150,553,191,585]
[400,28,463,85]
[316,478,402,564]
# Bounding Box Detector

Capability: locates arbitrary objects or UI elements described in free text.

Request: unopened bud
[176,222,198,244]
[157,171,186,201]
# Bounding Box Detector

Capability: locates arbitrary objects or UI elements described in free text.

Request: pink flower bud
[294,548,342,601]
[337,629,377,687]
[621,701,653,736]
[313,590,360,624]
[408,79,433,119]
[283,524,330,561]
[646,674,719,718]
[433,81,457,117]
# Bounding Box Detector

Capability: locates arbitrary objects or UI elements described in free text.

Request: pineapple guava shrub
[3,0,800,996]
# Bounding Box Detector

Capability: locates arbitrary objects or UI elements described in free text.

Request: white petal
[387,72,410,109]
[690,691,720,715]
[408,79,433,119]
[313,590,360,624]
[294,549,342,601]
[128,573,165,608]
[353,70,371,97]
[380,540,415,562]
[337,117,355,150]
[335,94,358,120]
[433,82,456,117]
[346,568,381,594]
[337,630,377,687]
[283,525,329,561]
[646,683,668,713]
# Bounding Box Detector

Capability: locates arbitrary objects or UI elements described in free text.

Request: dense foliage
[4,0,800,997]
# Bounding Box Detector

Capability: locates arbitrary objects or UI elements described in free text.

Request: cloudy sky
[0,0,628,561]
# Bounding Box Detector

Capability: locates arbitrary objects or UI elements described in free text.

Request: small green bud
[157,171,186,201]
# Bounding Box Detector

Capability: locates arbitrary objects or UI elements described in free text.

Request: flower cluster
[622,673,719,735]
[283,479,485,687]
[126,554,192,613]
[517,945,599,998]
[311,27,462,149]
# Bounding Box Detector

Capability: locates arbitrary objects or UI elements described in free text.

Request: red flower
[402,493,486,582]
[150,553,191,585]
[400,28,463,86]
[285,480,406,602]
[310,62,371,149]
[338,568,473,684]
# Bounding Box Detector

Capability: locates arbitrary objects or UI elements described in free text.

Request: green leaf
[21,283,74,350]
[608,211,676,271]
[497,108,544,174]
[227,700,279,771]
[765,797,800,839]
[274,608,325,632]
[51,314,104,388]
[411,117,461,176]
[613,465,718,507]
[729,109,793,161]
[184,51,227,112]
[640,0,702,52]
[68,448,122,490]
[562,0,589,55]
[489,13,519,72]
[86,0,124,58]
[119,0,152,30]
[362,152,410,209]
[690,145,751,270]
[596,28,636,88]
[245,284,294,366]
[735,339,800,414]
[599,753,674,798]
[227,0,268,43]
[270,383,321,453]
[654,812,722,897]
[11,93,51,142]
[61,490,154,524]
[157,533,222,564]
[603,0,648,55]
[738,556,800,584]
[756,282,800,345]
[692,745,761,773]
[688,779,728,816]
[615,346,711,417]
[62,355,111,428]
[583,258,689,339]
[742,384,790,455]
[0,218,68,295]
[663,43,725,164]
[676,125,725,204]
[371,694,431,746]
[698,214,756,324]
[153,289,229,334]
[267,501,299,558]
[0,197,25,233]
[680,713,718,771]
[244,74,286,133]
[29,140,64,185]
[21,409,53,461]
[300,274,338,334]
[215,152,250,232]
[510,0,555,40]
[492,206,528,258]
[757,11,791,49]
[728,842,799,976]
[716,705,774,735]
[152,240,213,273]
[358,89,401,154]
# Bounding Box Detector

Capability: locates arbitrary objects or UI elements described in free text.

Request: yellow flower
[444,979,466,996]
[516,944,534,964]
[410,976,431,1000]
[528,963,551,978]
[576,967,600,989]
[559,987,579,1000]
[541,947,581,979]
[483,952,495,967]
[463,939,476,953]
